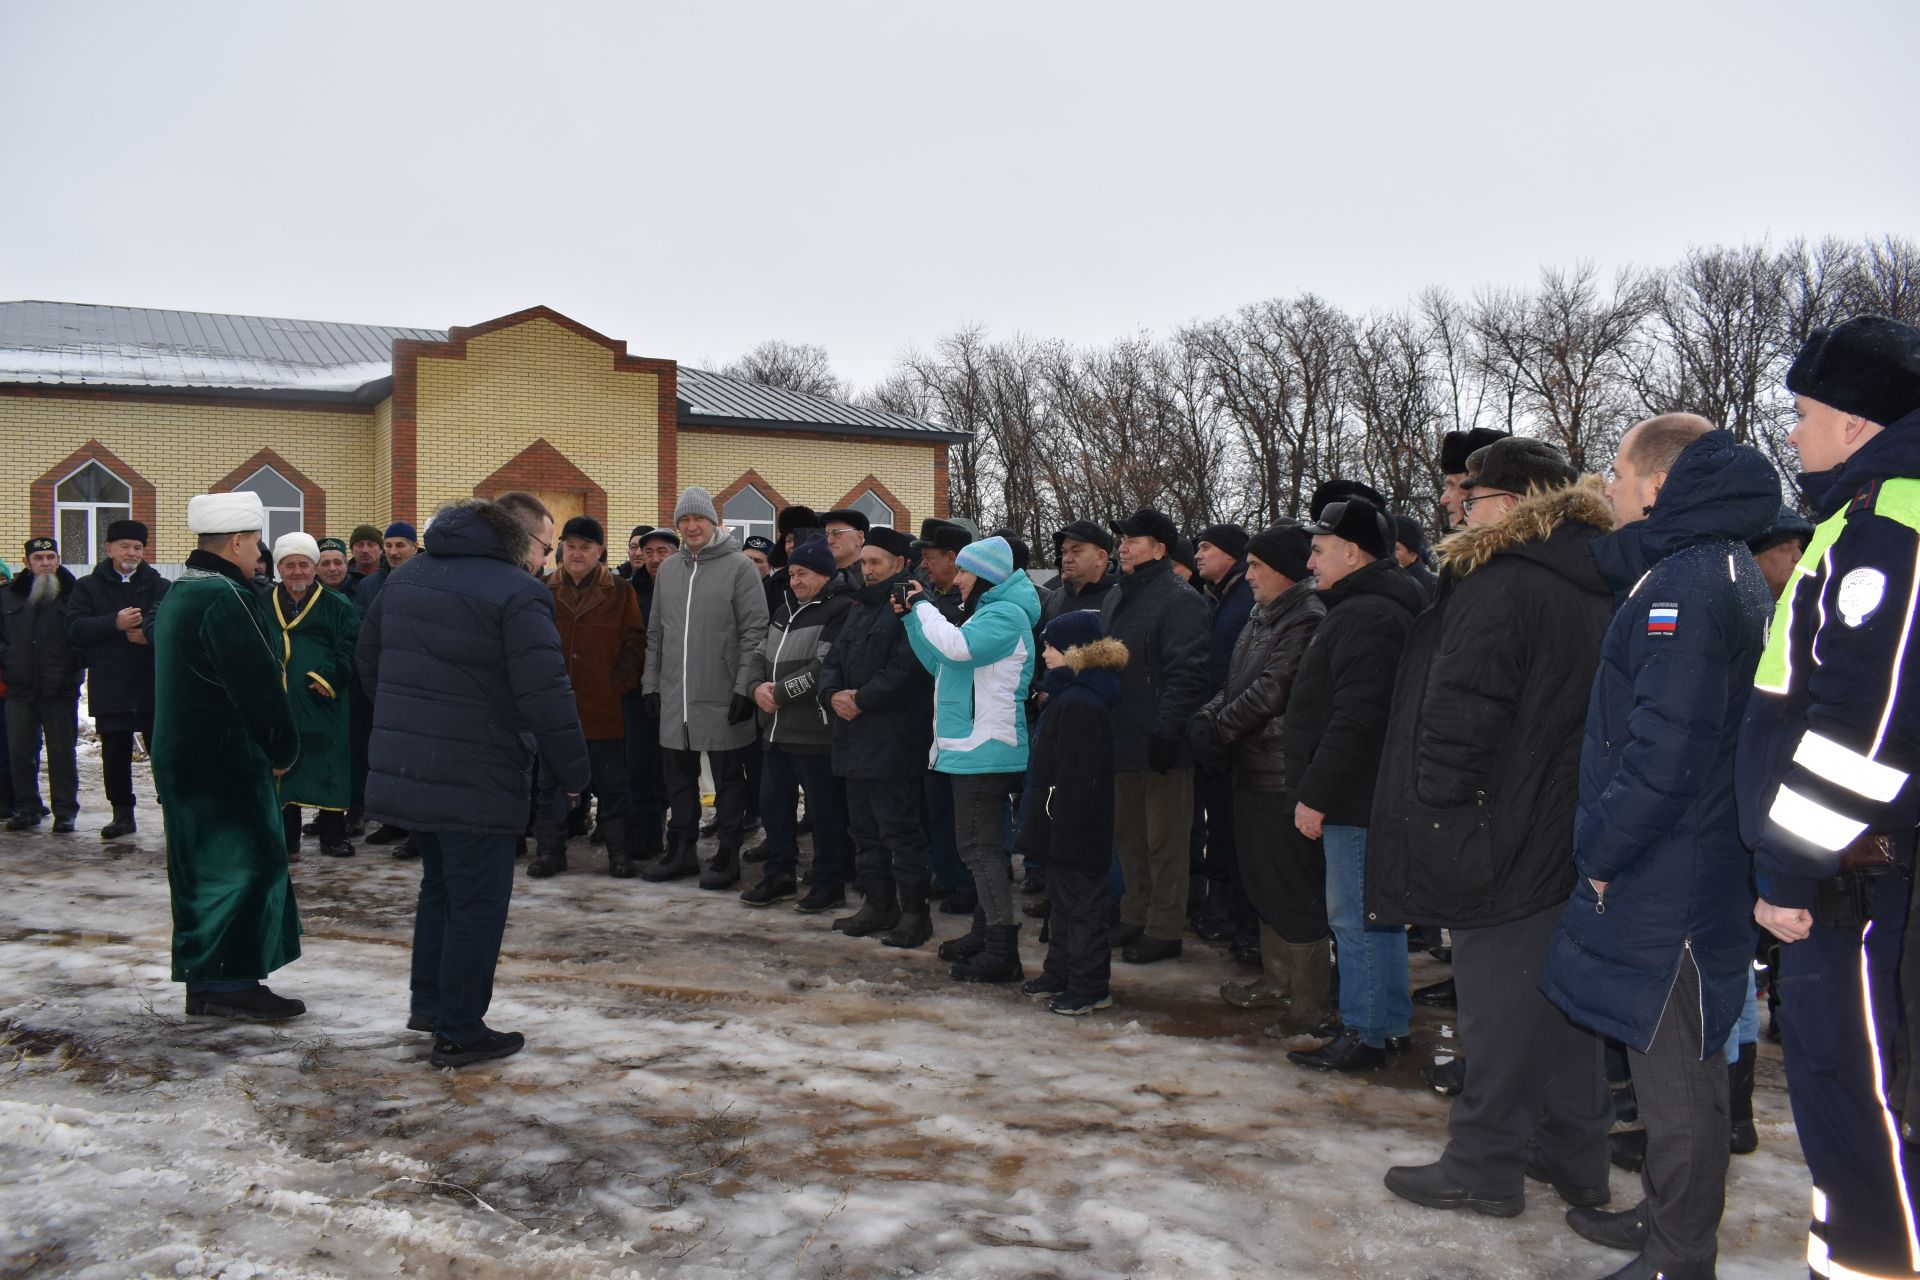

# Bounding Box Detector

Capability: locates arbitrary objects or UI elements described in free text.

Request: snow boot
[1221,925,1291,1008]
[527,813,568,878]
[640,836,700,883]
[316,809,355,858]
[699,844,741,890]
[938,904,989,960]
[881,887,933,948]
[100,805,137,841]
[949,924,1024,984]
[604,818,639,879]
[833,888,900,937]
[1262,942,1332,1038]
[1729,1041,1758,1154]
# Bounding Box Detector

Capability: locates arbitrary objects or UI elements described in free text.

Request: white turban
[273,531,321,565]
[187,491,266,535]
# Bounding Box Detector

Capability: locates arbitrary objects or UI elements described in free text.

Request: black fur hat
[1787,316,1920,428]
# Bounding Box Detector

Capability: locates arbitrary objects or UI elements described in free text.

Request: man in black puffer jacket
[65,519,168,840]
[358,494,589,1069]
[1367,438,1618,1219]
[1281,496,1427,1073]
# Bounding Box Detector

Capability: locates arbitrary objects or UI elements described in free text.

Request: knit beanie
[955,535,1015,585]
[1195,523,1250,561]
[1246,523,1312,581]
[350,523,383,546]
[1043,608,1104,654]
[384,521,417,543]
[674,486,720,524]
[1786,315,1920,429]
[786,536,837,579]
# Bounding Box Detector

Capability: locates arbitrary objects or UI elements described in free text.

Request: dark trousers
[847,774,933,902]
[925,770,969,892]
[537,738,631,847]
[349,683,373,810]
[1631,949,1729,1274]
[97,727,151,811]
[1041,864,1113,998]
[1233,788,1328,943]
[744,730,764,822]
[7,695,79,820]
[953,773,1019,926]
[620,694,664,854]
[1442,903,1610,1196]
[1781,870,1920,1279]
[663,743,753,847]
[282,804,344,854]
[409,829,518,1044]
[1115,768,1195,941]
[760,746,845,888]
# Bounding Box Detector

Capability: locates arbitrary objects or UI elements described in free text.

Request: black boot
[949,924,1024,984]
[640,835,700,882]
[833,889,900,936]
[699,844,741,890]
[344,806,366,838]
[526,815,567,878]
[317,809,355,857]
[603,818,638,878]
[938,904,989,960]
[938,886,978,916]
[365,823,408,845]
[1729,1041,1758,1154]
[100,805,137,841]
[881,887,933,948]
[281,806,303,863]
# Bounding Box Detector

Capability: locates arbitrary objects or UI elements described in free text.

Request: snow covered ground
[2,753,1808,1279]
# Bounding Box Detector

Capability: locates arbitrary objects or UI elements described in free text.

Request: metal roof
[0,300,966,439]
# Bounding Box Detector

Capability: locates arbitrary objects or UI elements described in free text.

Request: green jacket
[904,573,1041,775]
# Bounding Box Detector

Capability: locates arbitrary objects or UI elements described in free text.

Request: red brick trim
[934,445,951,519]
[388,306,678,526]
[0,384,373,415]
[211,447,328,538]
[711,469,790,518]
[31,440,160,563]
[833,474,912,531]
[473,439,607,529]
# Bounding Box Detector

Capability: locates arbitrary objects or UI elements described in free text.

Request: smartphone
[891,582,917,608]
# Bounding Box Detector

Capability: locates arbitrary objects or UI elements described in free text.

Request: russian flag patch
[1647,603,1679,637]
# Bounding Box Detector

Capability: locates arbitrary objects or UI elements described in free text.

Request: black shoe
[699,847,740,891]
[184,985,307,1022]
[640,842,700,883]
[1608,1128,1647,1174]
[1412,977,1457,1008]
[700,815,721,837]
[1383,1162,1524,1218]
[1384,1033,1413,1054]
[390,839,419,860]
[1021,897,1051,919]
[1050,992,1113,1016]
[1730,1119,1758,1155]
[6,810,42,831]
[429,1028,526,1069]
[1287,1028,1385,1073]
[1592,1258,1670,1280]
[1230,935,1262,967]
[833,899,900,937]
[51,816,76,834]
[344,809,366,838]
[365,823,408,846]
[320,840,356,858]
[742,840,773,864]
[608,852,639,878]
[1110,922,1144,949]
[1019,866,1047,895]
[1525,1155,1611,1208]
[740,874,798,906]
[1121,935,1182,965]
[1421,1057,1467,1096]
[527,851,567,878]
[1565,1203,1648,1253]
[938,888,978,916]
[301,819,320,837]
[101,810,137,841]
[881,909,934,948]
[949,924,1024,984]
[1192,916,1236,942]
[1022,975,1068,1000]
[407,1013,435,1033]
[793,884,846,914]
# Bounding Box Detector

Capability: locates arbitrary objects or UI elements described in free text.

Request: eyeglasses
[1461,490,1516,514]
[825,527,861,540]
[532,534,553,558]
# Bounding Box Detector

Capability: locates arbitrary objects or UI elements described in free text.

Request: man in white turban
[259,530,360,860]
[152,491,305,1020]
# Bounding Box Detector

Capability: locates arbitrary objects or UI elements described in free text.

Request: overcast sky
[3,1,1913,390]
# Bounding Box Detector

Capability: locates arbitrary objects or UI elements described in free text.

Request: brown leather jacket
[550,563,646,740]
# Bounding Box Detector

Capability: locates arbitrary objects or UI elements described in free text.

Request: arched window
[850,489,896,530]
[54,461,133,567]
[235,466,304,548]
[723,484,777,544]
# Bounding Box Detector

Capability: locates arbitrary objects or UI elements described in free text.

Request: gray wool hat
[674,486,720,524]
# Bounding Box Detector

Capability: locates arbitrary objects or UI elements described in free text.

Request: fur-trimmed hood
[1063,636,1129,673]
[1437,476,1614,589]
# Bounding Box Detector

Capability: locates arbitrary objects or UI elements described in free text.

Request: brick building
[0,301,963,569]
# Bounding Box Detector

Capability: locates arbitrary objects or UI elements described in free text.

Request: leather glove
[728,692,756,725]
[643,693,661,721]
[1148,734,1180,773]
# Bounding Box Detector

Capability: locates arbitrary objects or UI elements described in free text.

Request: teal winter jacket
[903,572,1042,775]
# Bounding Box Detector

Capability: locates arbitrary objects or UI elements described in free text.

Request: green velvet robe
[258,583,359,811]
[153,554,302,983]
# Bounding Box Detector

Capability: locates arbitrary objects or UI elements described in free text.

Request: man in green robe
[260,532,360,860]
[154,491,304,1021]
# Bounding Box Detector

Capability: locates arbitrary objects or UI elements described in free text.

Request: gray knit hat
[674,486,719,524]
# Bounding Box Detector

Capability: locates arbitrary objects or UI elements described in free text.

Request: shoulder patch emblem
[1839,567,1888,627]
[1647,603,1679,637]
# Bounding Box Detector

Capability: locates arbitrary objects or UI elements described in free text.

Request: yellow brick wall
[413,318,659,524]
[674,429,937,531]
[0,395,377,564]
[372,396,393,525]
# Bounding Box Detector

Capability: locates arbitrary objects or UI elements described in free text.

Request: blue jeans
[760,746,845,888]
[1724,966,1760,1064]
[1323,824,1410,1046]
[409,829,518,1044]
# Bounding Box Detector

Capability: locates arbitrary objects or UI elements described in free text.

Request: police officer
[1739,315,1920,1280]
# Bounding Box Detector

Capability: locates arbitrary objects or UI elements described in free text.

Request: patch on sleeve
[1838,567,1888,627]
[1646,603,1679,637]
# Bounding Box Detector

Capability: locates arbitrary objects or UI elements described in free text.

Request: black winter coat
[1097,557,1211,772]
[1202,563,1255,698]
[1197,580,1325,793]
[817,568,934,779]
[0,567,83,701]
[65,558,169,727]
[1366,481,1615,929]
[1015,638,1126,872]
[1282,557,1426,826]
[357,504,590,835]
[1541,430,1778,1055]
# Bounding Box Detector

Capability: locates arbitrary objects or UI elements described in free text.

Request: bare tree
[721,339,848,400]
[1347,310,1445,526]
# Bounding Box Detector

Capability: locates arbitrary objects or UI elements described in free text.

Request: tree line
[726,236,1919,561]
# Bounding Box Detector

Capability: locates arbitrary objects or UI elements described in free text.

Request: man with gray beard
[2,537,85,831]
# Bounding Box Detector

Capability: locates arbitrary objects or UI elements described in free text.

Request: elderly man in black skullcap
[4,536,85,831]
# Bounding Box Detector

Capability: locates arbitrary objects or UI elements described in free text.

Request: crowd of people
[4,315,1920,1279]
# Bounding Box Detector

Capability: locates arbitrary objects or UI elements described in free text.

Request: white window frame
[850,488,896,530]
[723,484,777,545]
[235,466,304,550]
[53,460,133,568]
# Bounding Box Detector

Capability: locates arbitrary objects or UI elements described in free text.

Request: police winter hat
[560,515,606,545]
[956,535,1016,585]
[1462,436,1577,496]
[1108,506,1179,548]
[912,518,973,552]
[743,534,776,555]
[1787,315,1920,429]
[867,526,914,559]
[1052,519,1113,554]
[1246,523,1312,581]
[104,519,148,544]
[639,527,680,549]
[1440,428,1511,475]
[1043,608,1105,654]
[1304,497,1393,559]
[384,521,418,543]
[1749,504,1817,555]
[786,536,837,578]
[819,508,871,533]
[1195,523,1250,561]
[1308,479,1387,521]
[350,523,384,546]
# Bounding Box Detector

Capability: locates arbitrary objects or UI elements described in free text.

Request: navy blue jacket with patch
[1541,430,1777,1055]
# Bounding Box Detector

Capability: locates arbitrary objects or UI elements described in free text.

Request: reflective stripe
[1769,784,1868,851]
[1815,1186,1830,1224]
[1756,507,1847,693]
[1858,922,1920,1271]
[1628,570,1651,599]
[1810,1232,1829,1275]
[1816,1247,1914,1279]
[1795,730,1911,803]
[1872,539,1920,757]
